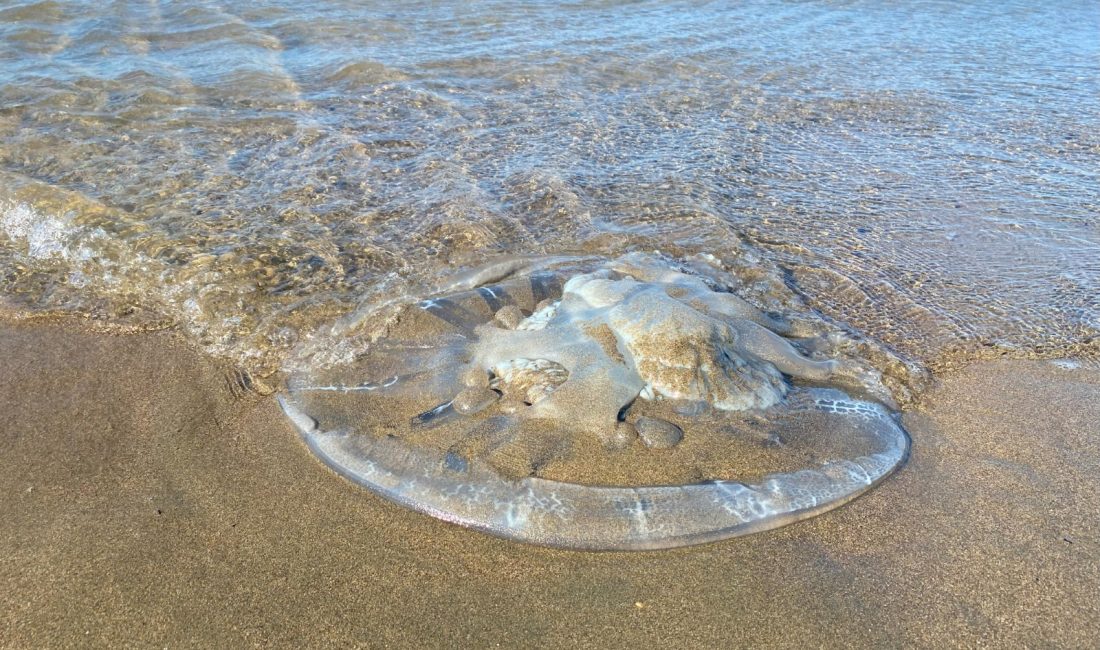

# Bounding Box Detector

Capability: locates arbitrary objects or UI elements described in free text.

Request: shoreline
[1,318,1097,647]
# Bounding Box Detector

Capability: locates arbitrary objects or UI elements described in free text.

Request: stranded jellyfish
[280,253,909,550]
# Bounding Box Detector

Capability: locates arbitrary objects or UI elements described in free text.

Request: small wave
[323,61,411,88]
[1,201,74,260]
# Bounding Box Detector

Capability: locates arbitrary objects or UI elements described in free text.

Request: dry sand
[1,319,1097,648]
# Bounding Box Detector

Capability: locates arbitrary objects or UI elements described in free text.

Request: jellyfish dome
[280,252,909,550]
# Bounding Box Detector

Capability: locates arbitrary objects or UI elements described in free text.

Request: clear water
[1,0,1097,377]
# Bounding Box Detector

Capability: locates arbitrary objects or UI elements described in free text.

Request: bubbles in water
[0,201,72,260]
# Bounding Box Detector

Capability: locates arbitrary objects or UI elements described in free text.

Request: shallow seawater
[1,0,1097,377]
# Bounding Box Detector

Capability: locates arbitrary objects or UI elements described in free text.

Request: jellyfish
[280,253,909,550]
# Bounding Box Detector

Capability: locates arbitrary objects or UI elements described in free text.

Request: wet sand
[1,320,1097,647]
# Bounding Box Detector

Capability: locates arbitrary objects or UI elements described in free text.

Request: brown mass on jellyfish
[463,260,841,439]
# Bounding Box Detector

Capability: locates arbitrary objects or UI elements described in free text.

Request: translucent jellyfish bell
[280,254,910,550]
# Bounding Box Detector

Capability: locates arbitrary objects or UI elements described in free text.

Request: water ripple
[0,0,1097,375]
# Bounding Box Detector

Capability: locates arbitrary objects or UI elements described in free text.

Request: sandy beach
[2,0,1097,646]
[1,318,1097,647]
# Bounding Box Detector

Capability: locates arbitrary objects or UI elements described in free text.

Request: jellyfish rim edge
[277,393,911,552]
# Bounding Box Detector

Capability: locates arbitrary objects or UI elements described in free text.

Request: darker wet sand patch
[0,320,1097,647]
